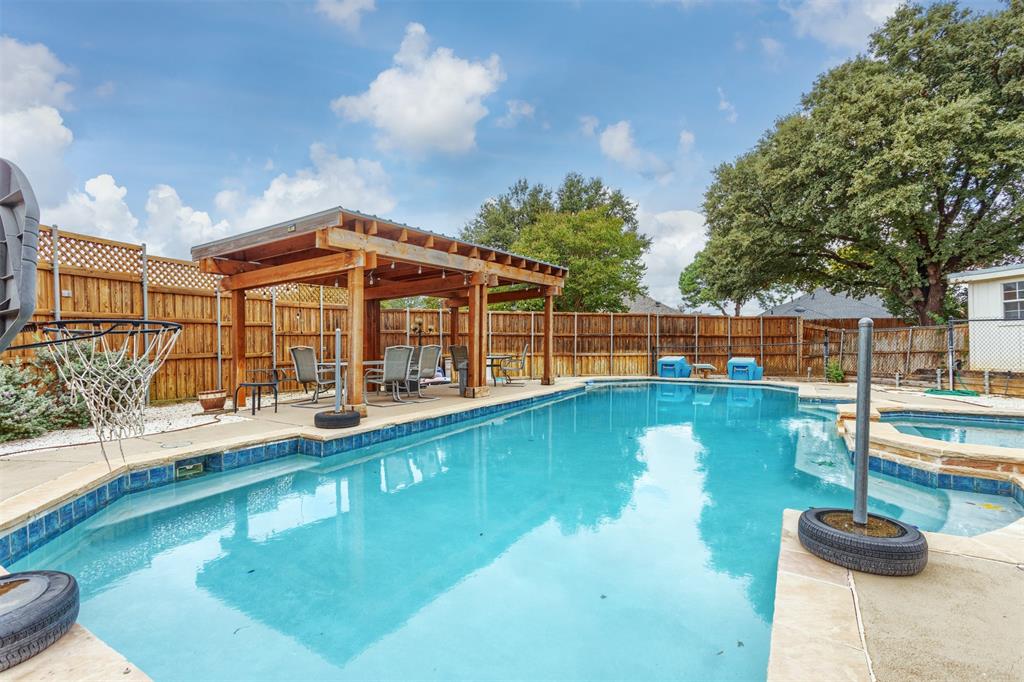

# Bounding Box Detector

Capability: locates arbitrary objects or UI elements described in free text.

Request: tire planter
[314,409,361,429]
[0,571,80,671]
[798,507,928,577]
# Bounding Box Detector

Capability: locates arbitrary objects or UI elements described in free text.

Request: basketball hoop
[12,319,181,468]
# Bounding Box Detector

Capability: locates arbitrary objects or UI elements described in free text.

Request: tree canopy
[694,1,1024,324]
[511,208,648,312]
[462,173,650,311]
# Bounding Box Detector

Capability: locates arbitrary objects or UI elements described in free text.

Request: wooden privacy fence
[5,226,1001,401]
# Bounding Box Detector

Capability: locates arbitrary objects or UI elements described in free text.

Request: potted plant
[799,318,928,576]
[197,389,227,412]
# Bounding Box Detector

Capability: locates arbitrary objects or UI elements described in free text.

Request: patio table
[486,354,512,386]
[693,363,717,379]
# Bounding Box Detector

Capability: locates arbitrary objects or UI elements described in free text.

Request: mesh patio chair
[290,346,337,404]
[364,345,415,404]
[495,345,529,386]
[449,345,470,395]
[407,344,443,400]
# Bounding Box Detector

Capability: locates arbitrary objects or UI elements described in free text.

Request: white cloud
[0,37,77,205]
[0,106,74,206]
[678,129,695,153]
[760,36,784,58]
[145,184,231,257]
[781,0,901,49]
[717,87,737,124]
[45,174,141,242]
[315,0,375,31]
[598,121,672,181]
[214,143,395,229]
[0,36,74,112]
[94,80,116,97]
[639,209,707,307]
[579,115,599,137]
[496,99,535,128]
[331,23,504,154]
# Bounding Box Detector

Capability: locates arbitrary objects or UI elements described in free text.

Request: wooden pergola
[192,207,567,412]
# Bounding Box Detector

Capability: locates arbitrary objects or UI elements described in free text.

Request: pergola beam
[444,286,558,308]
[318,226,563,287]
[219,250,374,291]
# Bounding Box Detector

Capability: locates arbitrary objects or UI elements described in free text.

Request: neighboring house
[761,288,893,320]
[949,264,1024,372]
[624,295,681,314]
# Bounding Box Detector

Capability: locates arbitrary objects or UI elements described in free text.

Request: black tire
[0,571,80,672]
[314,409,361,429]
[798,508,928,577]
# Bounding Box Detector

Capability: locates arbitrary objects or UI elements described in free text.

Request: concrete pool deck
[1,377,1022,680]
[768,509,1024,682]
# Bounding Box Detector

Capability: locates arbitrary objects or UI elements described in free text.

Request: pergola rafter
[192,207,567,411]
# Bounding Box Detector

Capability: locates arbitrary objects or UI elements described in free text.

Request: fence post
[796,317,803,378]
[727,316,732,359]
[530,311,536,379]
[438,307,444,352]
[823,331,830,380]
[271,287,277,369]
[319,286,325,360]
[609,312,614,376]
[140,242,149,321]
[216,282,222,390]
[52,225,61,320]
[853,318,873,525]
[573,312,578,377]
[646,313,651,376]
[904,327,914,377]
[946,320,955,390]
[405,307,411,344]
[759,316,765,368]
[694,315,699,364]
[838,330,845,372]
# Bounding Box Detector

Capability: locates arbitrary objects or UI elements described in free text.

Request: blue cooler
[727,357,763,380]
[657,356,692,378]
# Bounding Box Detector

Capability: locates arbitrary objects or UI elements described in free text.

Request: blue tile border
[845,447,1020,501]
[880,410,1024,427]
[0,385,586,567]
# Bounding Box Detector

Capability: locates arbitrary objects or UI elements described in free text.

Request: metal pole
[405,307,411,344]
[984,369,991,394]
[935,368,942,390]
[853,317,873,526]
[319,286,325,360]
[140,242,149,321]
[572,312,578,377]
[271,287,277,369]
[530,311,536,379]
[839,330,845,372]
[439,307,444,351]
[946,320,955,390]
[216,282,223,390]
[51,225,61,320]
[334,327,343,413]
[823,332,830,380]
[904,327,914,377]
[693,315,698,364]
[646,313,651,376]
[727,316,732,359]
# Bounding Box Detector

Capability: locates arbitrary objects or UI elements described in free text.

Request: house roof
[948,263,1024,283]
[762,288,893,319]
[624,294,680,314]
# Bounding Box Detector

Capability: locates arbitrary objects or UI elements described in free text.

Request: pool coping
[767,508,1024,681]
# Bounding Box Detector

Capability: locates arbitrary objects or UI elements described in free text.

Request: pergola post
[231,289,247,407]
[542,291,555,385]
[466,278,490,397]
[364,299,381,361]
[346,262,367,414]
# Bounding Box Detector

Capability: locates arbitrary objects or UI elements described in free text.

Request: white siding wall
[965,275,1024,371]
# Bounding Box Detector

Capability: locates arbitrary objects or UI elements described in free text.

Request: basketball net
[42,321,181,468]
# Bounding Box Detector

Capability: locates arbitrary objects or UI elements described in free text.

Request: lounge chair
[364,345,414,404]
[290,346,337,403]
[494,345,528,386]
[407,344,443,400]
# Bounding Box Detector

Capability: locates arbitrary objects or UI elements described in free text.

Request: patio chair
[495,345,528,386]
[364,345,415,404]
[449,345,470,395]
[407,344,443,400]
[290,346,337,403]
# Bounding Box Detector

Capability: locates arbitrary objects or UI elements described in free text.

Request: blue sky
[0,0,1001,305]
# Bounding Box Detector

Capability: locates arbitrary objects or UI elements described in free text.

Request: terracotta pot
[197,390,227,412]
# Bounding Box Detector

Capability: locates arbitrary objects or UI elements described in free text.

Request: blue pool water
[888,415,1024,448]
[11,383,1022,680]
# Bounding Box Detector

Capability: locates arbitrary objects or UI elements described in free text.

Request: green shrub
[0,362,55,443]
[825,360,846,383]
[31,347,91,429]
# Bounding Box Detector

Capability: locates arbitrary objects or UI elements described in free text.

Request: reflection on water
[11,383,1020,681]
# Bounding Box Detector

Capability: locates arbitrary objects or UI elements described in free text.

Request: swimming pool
[887,414,1024,449]
[10,383,1021,680]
